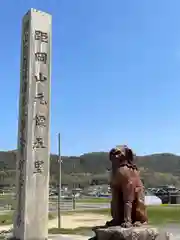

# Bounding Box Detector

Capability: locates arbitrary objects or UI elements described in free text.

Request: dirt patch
[75,218,104,222]
[0,213,110,231]
[48,213,110,229]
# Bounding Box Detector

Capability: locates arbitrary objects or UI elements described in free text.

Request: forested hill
[0,151,180,187]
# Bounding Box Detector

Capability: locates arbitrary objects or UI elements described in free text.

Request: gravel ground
[159,225,180,240]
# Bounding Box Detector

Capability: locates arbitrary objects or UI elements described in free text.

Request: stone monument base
[90,225,172,240]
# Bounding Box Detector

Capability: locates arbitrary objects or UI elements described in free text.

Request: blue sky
[0,0,180,156]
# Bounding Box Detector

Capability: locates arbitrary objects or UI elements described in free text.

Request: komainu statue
[106,145,148,228]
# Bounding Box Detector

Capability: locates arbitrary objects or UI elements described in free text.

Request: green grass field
[73,205,180,224]
[76,198,180,224]
[72,205,180,227]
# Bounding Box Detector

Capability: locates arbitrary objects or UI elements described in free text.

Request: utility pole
[57,133,62,228]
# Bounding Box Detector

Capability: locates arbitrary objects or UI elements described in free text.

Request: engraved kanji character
[33,137,46,149]
[34,160,44,173]
[35,30,48,43]
[35,92,44,98]
[35,52,47,64]
[35,92,48,105]
[35,114,46,127]
[35,72,47,82]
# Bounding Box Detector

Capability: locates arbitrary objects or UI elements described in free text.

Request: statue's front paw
[105,220,114,227]
[133,221,142,227]
[121,222,133,228]
[142,221,148,225]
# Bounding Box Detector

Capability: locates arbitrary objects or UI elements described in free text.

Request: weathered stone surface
[13,8,52,240]
[92,226,172,240]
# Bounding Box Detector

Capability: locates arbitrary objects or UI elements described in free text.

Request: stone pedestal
[92,226,173,240]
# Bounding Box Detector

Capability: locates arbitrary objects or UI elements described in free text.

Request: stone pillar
[13,9,52,240]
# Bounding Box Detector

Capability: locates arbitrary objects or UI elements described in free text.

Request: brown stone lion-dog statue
[106,145,148,228]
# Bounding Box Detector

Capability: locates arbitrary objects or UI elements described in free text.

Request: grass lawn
[69,205,180,224]
[147,205,180,225]
[0,213,13,225]
[0,195,14,203]
[75,197,180,224]
[74,205,180,224]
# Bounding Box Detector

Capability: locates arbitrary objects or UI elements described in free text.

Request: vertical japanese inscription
[33,30,49,174]
[17,20,30,227]
[14,10,51,240]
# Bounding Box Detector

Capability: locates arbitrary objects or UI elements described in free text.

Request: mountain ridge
[0,150,180,187]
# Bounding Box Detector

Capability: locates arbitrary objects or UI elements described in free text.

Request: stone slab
[13,8,52,240]
[92,226,172,240]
